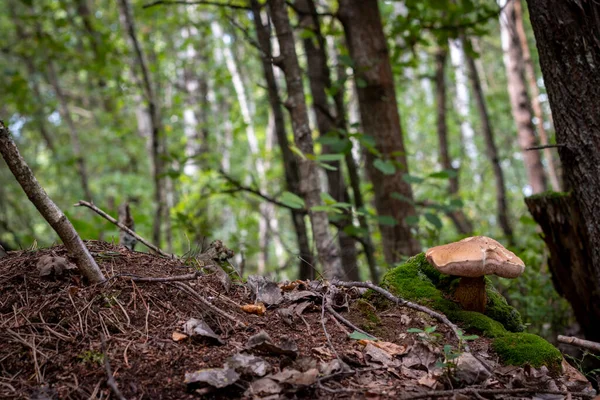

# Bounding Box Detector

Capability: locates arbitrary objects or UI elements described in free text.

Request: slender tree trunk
[526,0,600,340]
[118,0,164,247]
[463,37,514,243]
[500,0,547,194]
[295,0,359,280]
[330,37,380,283]
[513,0,561,191]
[251,0,314,279]
[47,63,94,202]
[338,0,421,264]
[434,47,473,235]
[269,0,343,279]
[0,122,105,283]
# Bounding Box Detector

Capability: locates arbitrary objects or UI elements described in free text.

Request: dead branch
[219,170,293,210]
[332,280,468,352]
[0,122,105,283]
[320,292,340,360]
[142,0,250,10]
[558,335,600,353]
[401,387,595,399]
[325,304,377,340]
[171,282,246,327]
[74,200,173,258]
[119,272,202,282]
[100,334,127,400]
[526,143,565,151]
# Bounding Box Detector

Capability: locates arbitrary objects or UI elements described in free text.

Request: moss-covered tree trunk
[525,194,599,341]
[526,0,600,341]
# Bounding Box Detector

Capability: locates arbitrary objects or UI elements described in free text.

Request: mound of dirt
[0,241,595,399]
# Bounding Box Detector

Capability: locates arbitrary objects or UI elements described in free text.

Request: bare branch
[400,387,595,400]
[558,335,600,353]
[219,170,295,210]
[119,272,203,282]
[143,0,251,10]
[526,143,565,151]
[74,200,173,259]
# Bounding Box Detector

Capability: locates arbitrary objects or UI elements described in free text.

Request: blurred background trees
[0,0,577,340]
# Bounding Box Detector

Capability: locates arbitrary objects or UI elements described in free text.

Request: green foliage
[492,333,562,371]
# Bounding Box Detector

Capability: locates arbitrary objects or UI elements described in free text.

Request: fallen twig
[100,334,127,400]
[558,335,600,353]
[401,387,595,399]
[320,292,340,361]
[324,304,377,340]
[119,272,202,282]
[171,282,246,327]
[74,200,173,258]
[332,280,468,351]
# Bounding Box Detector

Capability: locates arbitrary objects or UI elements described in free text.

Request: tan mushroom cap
[425,236,525,278]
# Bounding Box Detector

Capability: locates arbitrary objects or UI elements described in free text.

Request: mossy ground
[382,253,562,370]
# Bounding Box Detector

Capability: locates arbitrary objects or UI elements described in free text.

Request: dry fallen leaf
[417,373,438,388]
[241,303,266,315]
[172,331,188,341]
[358,340,408,356]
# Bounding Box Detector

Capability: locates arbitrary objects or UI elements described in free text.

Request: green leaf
[424,212,443,229]
[405,215,420,226]
[428,169,457,179]
[377,215,398,226]
[391,192,414,204]
[311,205,342,214]
[373,159,396,175]
[289,144,306,160]
[348,331,377,340]
[316,153,344,162]
[407,328,424,333]
[356,78,367,88]
[339,54,354,68]
[402,174,424,184]
[318,162,338,171]
[320,192,336,205]
[279,191,305,209]
[449,198,464,208]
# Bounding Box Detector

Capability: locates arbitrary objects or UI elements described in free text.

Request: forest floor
[0,241,596,400]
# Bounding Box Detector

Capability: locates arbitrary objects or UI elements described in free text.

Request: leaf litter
[0,241,596,399]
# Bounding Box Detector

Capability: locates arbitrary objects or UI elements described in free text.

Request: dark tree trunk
[338,0,420,264]
[434,47,473,235]
[463,38,514,243]
[525,194,599,341]
[251,0,314,279]
[502,0,547,194]
[526,0,600,340]
[295,0,359,281]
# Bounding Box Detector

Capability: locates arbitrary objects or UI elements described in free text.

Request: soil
[0,241,594,399]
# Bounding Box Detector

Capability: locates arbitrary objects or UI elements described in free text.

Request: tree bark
[251,0,314,279]
[0,122,105,283]
[463,37,514,243]
[513,0,561,191]
[295,0,359,281]
[338,0,421,264]
[500,0,547,194]
[526,0,600,340]
[118,0,164,247]
[268,0,343,279]
[525,194,599,341]
[434,47,473,235]
[330,38,380,283]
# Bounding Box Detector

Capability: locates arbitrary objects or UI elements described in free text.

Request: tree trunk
[338,0,421,264]
[295,0,359,281]
[0,122,105,283]
[513,0,561,191]
[434,47,473,235]
[118,0,164,247]
[525,194,599,341]
[330,37,380,283]
[251,0,314,279]
[463,37,514,243]
[269,0,343,279]
[526,0,600,340]
[500,1,547,194]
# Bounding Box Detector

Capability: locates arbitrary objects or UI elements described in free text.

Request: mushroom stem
[454,276,487,313]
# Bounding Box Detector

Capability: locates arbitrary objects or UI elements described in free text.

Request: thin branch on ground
[100,334,127,400]
[320,292,341,361]
[119,272,203,282]
[75,200,173,258]
[526,144,565,151]
[325,303,377,340]
[332,280,468,352]
[401,387,595,399]
[143,0,250,10]
[558,335,600,353]
[171,282,246,327]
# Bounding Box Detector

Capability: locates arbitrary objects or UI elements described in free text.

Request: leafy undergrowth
[0,242,595,399]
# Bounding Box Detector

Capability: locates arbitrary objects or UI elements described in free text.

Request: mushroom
[425,236,524,313]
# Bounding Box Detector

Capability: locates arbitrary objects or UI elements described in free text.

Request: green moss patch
[492,333,562,371]
[382,253,560,369]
